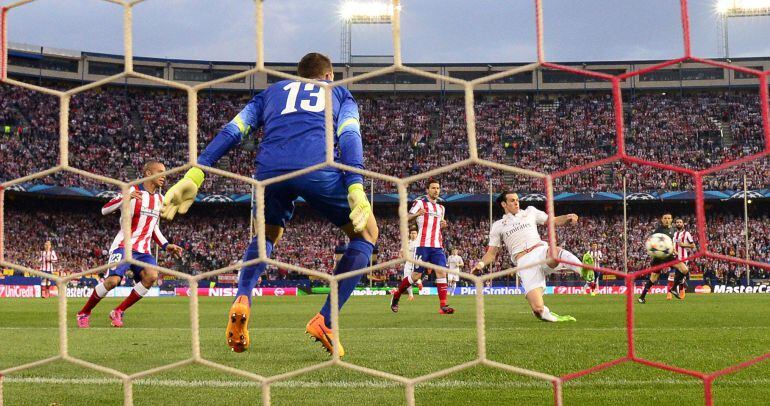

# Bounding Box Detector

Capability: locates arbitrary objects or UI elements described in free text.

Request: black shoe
[670,286,681,300]
[390,295,399,313]
[637,297,646,304]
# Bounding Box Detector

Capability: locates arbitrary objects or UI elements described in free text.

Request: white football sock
[94,282,109,298]
[536,305,558,322]
[133,283,149,297]
[556,249,583,274]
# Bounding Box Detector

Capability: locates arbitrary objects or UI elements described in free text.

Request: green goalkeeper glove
[161,167,204,220]
[347,183,372,233]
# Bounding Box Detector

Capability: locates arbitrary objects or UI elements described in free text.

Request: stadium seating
[1,82,765,195]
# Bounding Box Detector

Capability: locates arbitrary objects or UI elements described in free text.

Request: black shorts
[649,255,676,275]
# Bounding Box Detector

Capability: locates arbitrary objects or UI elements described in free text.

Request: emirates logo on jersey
[503,221,533,236]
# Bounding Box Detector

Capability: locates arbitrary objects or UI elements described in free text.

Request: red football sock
[667,281,674,291]
[115,290,142,312]
[80,290,103,315]
[394,277,412,299]
[589,282,597,291]
[437,280,448,307]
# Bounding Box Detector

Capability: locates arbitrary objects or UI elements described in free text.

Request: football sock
[236,237,273,303]
[557,249,583,273]
[319,238,374,328]
[116,282,149,312]
[436,278,448,307]
[671,271,685,290]
[394,276,413,300]
[79,282,109,315]
[534,305,558,322]
[640,279,654,299]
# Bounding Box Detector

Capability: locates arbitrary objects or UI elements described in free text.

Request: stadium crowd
[4,200,769,286]
[1,82,767,196]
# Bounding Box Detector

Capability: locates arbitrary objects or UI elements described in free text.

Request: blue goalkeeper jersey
[198,79,363,187]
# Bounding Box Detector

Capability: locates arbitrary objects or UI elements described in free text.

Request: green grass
[1,293,769,405]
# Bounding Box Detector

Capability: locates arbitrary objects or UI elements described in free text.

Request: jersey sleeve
[409,200,422,214]
[686,232,694,243]
[101,187,136,216]
[334,87,364,187]
[152,223,169,248]
[488,222,502,247]
[101,194,123,215]
[52,251,58,262]
[528,206,549,225]
[198,92,265,167]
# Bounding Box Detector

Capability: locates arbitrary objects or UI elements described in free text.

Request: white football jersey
[488,206,548,262]
[448,254,463,270]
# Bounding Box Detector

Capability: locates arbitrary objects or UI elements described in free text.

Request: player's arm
[102,188,141,216]
[473,246,499,274]
[407,201,425,222]
[162,95,264,220]
[335,89,371,233]
[553,213,579,226]
[152,224,183,258]
[680,233,696,249]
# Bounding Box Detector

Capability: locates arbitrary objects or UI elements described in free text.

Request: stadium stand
[1,82,766,194]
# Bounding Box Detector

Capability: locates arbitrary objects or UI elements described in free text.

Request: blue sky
[4,0,770,63]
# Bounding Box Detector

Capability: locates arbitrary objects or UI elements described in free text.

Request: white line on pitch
[4,376,770,389]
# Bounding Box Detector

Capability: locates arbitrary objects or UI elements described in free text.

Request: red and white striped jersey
[587,250,603,268]
[673,230,694,261]
[409,199,445,248]
[102,185,168,254]
[38,250,58,273]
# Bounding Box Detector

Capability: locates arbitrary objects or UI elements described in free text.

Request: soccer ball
[645,233,674,259]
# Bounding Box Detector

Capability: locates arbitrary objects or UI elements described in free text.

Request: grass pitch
[1,293,768,405]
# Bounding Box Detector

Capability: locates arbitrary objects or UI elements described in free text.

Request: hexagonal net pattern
[0,0,769,405]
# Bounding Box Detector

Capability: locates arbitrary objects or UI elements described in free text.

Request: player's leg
[431,250,453,314]
[401,263,416,301]
[519,249,575,322]
[591,271,600,296]
[666,271,675,300]
[226,181,293,352]
[301,170,378,356]
[41,276,48,298]
[448,274,457,296]
[392,249,424,311]
[639,271,660,303]
[670,262,689,299]
[77,249,126,327]
[110,254,159,327]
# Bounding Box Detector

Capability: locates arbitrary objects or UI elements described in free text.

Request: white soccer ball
[645,233,674,259]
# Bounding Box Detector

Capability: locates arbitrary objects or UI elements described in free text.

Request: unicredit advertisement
[0,285,40,298]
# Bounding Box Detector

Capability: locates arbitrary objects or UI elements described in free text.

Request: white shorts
[515,245,557,294]
[403,262,415,278]
[447,272,460,282]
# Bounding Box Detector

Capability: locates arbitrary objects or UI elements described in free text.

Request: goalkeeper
[162,53,377,356]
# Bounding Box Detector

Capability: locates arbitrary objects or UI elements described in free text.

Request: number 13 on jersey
[280,81,325,115]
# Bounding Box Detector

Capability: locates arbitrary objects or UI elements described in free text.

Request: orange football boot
[225,295,250,353]
[305,313,345,357]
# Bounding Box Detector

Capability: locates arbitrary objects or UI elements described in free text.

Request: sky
[3,0,770,63]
